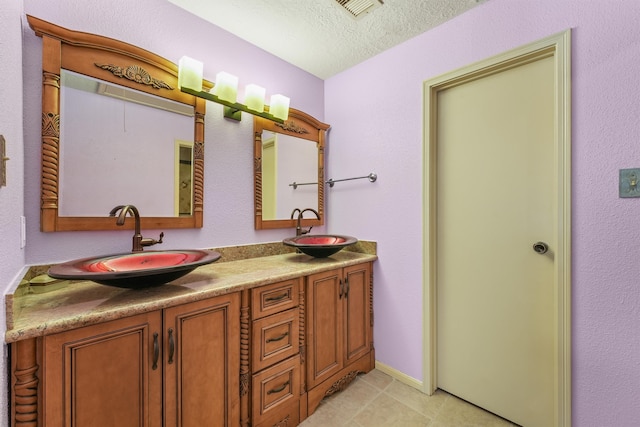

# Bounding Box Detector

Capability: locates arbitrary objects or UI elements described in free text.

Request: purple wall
[325,0,640,425]
[0,0,26,422]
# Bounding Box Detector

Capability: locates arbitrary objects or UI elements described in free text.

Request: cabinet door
[343,263,372,365]
[43,311,163,427]
[163,293,240,427]
[306,269,343,389]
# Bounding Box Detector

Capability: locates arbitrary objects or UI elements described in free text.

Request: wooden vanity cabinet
[38,292,240,427]
[163,294,241,426]
[42,310,163,427]
[10,257,375,427]
[250,279,302,427]
[305,263,374,415]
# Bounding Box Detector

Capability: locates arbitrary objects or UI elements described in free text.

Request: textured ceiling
[167,0,486,79]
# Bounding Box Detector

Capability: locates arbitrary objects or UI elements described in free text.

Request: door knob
[533,241,549,254]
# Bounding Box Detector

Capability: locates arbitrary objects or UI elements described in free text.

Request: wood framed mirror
[28,15,209,232]
[254,109,330,230]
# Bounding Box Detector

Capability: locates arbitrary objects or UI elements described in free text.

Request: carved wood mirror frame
[254,109,330,229]
[28,15,209,232]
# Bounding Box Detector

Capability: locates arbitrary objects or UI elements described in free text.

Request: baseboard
[374,360,424,392]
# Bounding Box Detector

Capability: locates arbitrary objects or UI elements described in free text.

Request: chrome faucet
[291,207,320,236]
[109,204,164,252]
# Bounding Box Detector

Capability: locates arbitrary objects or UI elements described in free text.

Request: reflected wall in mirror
[59,71,195,217]
[260,130,318,219]
[28,15,209,232]
[254,109,330,230]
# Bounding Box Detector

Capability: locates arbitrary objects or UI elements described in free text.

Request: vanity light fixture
[269,94,290,120]
[178,56,203,92]
[211,71,238,103]
[178,56,290,123]
[244,84,265,112]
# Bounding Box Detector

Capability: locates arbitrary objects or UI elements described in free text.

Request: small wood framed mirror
[28,15,209,232]
[254,109,330,229]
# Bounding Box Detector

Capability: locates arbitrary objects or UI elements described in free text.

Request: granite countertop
[5,250,377,343]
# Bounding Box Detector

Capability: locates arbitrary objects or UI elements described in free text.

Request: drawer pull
[266,332,289,343]
[265,293,289,302]
[267,380,290,395]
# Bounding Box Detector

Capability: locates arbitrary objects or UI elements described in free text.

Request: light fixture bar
[180,86,286,124]
[177,56,289,123]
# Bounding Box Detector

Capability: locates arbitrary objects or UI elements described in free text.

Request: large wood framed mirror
[28,15,209,232]
[254,109,330,229]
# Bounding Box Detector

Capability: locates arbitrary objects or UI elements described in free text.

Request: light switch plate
[619,168,640,198]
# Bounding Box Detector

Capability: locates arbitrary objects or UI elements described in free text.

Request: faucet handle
[301,226,313,235]
[141,232,164,248]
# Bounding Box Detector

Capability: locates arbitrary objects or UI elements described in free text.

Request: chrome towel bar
[327,172,377,188]
[289,172,378,189]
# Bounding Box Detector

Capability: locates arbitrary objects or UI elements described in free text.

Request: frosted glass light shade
[178,56,203,92]
[269,94,290,120]
[211,71,238,103]
[244,84,265,112]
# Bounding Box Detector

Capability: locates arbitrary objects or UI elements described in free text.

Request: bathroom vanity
[6,248,376,427]
[14,16,374,427]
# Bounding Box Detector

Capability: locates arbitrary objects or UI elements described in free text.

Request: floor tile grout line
[348,375,433,425]
[302,370,519,426]
[327,377,386,425]
[343,393,376,425]
[379,386,437,424]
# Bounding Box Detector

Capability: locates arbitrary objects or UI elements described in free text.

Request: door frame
[422,30,572,426]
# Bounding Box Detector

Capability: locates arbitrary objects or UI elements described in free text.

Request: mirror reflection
[176,142,194,216]
[28,15,207,232]
[254,109,330,230]
[59,71,195,217]
[260,129,318,220]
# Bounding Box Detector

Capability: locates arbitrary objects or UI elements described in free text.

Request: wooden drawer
[251,279,300,320]
[254,400,299,427]
[253,308,300,372]
[252,355,300,425]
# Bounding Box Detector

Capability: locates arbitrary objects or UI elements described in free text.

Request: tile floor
[299,369,518,427]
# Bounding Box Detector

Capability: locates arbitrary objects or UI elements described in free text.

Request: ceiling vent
[334,0,383,19]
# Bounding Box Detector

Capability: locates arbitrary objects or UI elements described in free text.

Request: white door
[431,41,569,426]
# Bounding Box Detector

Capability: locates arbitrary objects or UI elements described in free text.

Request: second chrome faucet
[109,204,164,252]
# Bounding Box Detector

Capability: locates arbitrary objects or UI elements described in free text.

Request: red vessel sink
[283,234,357,258]
[48,249,221,288]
